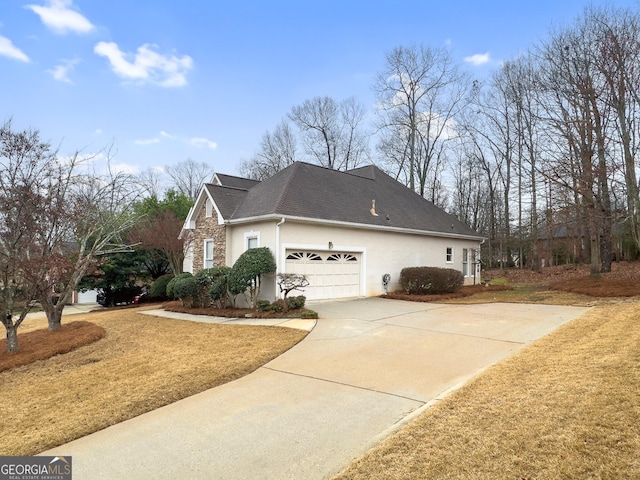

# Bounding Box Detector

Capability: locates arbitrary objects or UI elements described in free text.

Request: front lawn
[0,307,307,455]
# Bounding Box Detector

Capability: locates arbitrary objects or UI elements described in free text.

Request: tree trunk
[47,308,63,331]
[42,298,65,331]
[5,323,18,353]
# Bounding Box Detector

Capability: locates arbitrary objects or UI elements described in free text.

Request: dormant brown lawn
[333,297,640,479]
[0,306,306,455]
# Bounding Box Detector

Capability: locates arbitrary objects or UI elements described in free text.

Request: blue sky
[1,0,637,178]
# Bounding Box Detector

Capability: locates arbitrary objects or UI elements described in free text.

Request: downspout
[275,217,286,298]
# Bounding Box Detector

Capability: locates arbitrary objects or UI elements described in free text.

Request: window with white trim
[244,231,260,250]
[462,248,469,276]
[204,239,214,268]
[205,199,213,218]
[446,247,453,263]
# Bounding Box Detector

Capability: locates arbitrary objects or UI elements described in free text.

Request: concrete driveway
[42,298,590,479]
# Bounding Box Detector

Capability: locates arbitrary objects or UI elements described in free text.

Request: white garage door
[77,289,98,303]
[285,251,361,300]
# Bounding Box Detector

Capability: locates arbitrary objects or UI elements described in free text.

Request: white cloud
[464,52,490,66]
[47,58,79,83]
[0,36,30,62]
[135,137,160,145]
[190,137,217,150]
[94,128,103,135]
[94,41,193,87]
[145,131,217,150]
[26,0,95,35]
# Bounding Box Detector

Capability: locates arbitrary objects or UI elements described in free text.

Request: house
[181,162,484,301]
[535,209,636,267]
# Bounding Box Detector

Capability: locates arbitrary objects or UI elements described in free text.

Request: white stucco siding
[278,222,481,297]
[223,219,481,301]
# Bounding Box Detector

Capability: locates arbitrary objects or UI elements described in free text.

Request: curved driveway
[43,298,590,479]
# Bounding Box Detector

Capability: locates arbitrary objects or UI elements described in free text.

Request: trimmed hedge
[256,296,306,313]
[150,273,174,300]
[209,266,233,308]
[166,272,193,300]
[399,267,464,295]
[172,275,198,307]
[286,295,306,310]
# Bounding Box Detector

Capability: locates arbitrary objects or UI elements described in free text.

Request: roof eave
[226,214,485,241]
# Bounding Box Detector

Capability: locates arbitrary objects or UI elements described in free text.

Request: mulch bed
[383,284,513,303]
[163,301,312,319]
[549,276,640,297]
[484,262,640,297]
[0,321,105,372]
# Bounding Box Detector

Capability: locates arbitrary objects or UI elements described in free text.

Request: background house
[181,162,484,301]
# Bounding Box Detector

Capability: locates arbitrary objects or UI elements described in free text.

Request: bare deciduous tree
[0,121,142,351]
[374,44,475,198]
[288,96,370,170]
[239,120,298,180]
[165,158,214,201]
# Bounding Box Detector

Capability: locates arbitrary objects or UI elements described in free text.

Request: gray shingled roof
[204,184,249,219]
[207,162,481,238]
[213,173,260,190]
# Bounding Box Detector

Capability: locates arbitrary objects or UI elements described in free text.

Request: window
[462,248,469,276]
[204,239,214,268]
[446,247,453,263]
[286,252,322,261]
[327,253,358,262]
[205,199,213,218]
[244,231,260,250]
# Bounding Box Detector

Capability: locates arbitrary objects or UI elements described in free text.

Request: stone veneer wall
[192,203,226,272]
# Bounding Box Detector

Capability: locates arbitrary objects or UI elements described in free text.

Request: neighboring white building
[181,162,484,301]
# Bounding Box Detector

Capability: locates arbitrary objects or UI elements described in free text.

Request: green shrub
[172,274,198,307]
[208,266,232,308]
[193,267,230,307]
[399,267,464,295]
[256,300,271,312]
[300,310,318,319]
[150,274,174,300]
[166,272,193,299]
[286,295,306,310]
[268,299,285,313]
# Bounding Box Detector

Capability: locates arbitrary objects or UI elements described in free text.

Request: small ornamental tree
[276,273,309,311]
[228,247,276,308]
